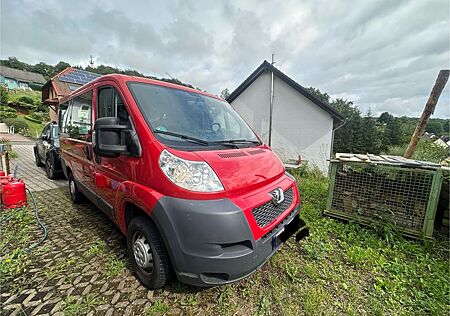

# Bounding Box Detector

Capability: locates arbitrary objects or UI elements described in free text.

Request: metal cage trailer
[325,154,445,239]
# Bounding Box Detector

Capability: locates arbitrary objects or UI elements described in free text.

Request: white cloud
[1,0,448,117]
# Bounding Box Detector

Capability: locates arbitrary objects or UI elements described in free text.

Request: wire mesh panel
[326,161,442,238]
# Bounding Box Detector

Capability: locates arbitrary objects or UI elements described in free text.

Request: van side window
[60,91,93,140]
[98,87,130,124]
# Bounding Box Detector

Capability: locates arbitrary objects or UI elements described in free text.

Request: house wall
[230,72,272,143]
[230,72,334,173]
[0,76,19,89]
[49,105,59,122]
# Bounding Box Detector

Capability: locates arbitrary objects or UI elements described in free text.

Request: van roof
[59,73,223,104]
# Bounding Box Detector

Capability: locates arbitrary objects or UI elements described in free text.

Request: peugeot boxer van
[59,74,306,289]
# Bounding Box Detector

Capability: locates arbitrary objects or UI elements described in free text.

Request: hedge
[24,115,43,124]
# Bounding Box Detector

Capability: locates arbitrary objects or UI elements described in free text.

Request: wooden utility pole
[404,69,449,158]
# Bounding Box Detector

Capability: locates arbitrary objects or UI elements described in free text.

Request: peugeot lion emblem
[269,188,284,206]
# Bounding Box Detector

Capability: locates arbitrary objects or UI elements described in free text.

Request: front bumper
[151,194,308,287]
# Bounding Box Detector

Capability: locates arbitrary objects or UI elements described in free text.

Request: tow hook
[295,218,309,242]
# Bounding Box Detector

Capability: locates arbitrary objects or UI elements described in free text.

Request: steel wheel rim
[69,179,76,197]
[133,232,153,272]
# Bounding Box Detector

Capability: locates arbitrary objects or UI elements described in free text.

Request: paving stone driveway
[9,144,67,192]
[0,144,216,315]
[1,189,166,315]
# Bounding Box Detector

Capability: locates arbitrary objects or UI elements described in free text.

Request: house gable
[227,61,344,122]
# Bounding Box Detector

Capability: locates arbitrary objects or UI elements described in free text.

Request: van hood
[194,146,285,196]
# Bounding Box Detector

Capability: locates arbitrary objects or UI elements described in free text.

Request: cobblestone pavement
[9,144,67,192]
[0,133,34,143]
[0,144,263,315]
[0,189,204,316]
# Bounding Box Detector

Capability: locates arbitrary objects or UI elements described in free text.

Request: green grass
[104,255,126,278]
[17,114,45,138]
[1,168,448,315]
[84,240,106,257]
[0,208,34,282]
[146,300,170,316]
[63,294,105,316]
[2,114,45,138]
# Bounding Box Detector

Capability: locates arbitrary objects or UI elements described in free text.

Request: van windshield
[128,82,260,148]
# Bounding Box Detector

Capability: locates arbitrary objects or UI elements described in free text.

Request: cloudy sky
[1,0,449,117]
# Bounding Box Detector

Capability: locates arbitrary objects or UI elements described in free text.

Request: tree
[32,62,54,79]
[377,111,394,124]
[0,86,9,106]
[331,99,364,153]
[360,110,383,154]
[52,61,71,76]
[307,87,330,104]
[220,88,230,100]
[443,120,450,136]
[425,120,444,135]
[384,117,402,147]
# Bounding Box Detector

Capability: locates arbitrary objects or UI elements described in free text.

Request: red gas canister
[1,177,27,209]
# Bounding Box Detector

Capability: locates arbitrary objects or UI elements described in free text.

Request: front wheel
[127,216,172,289]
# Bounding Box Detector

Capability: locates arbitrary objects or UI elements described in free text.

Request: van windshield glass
[127,82,260,147]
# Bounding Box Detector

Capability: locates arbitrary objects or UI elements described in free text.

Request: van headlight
[159,150,224,192]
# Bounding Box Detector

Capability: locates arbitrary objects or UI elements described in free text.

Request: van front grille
[252,187,294,228]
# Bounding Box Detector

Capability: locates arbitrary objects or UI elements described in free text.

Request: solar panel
[59,69,101,85]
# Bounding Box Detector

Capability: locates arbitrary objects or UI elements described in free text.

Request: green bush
[0,106,17,120]
[24,115,42,124]
[3,117,29,129]
[2,117,31,136]
[0,86,8,106]
[412,140,449,163]
[387,140,448,163]
[17,96,35,105]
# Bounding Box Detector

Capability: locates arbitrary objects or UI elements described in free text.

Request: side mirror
[93,117,128,158]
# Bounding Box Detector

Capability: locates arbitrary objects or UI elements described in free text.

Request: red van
[59,74,307,289]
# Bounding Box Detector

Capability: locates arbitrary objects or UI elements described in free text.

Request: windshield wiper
[214,139,262,145]
[153,130,209,146]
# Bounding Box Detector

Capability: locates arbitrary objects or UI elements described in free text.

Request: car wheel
[127,216,173,289]
[68,172,83,204]
[34,148,44,167]
[45,155,58,179]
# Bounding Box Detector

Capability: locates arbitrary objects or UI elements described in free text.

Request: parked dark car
[34,122,62,179]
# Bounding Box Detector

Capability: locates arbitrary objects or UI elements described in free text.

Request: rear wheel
[68,172,83,204]
[127,216,172,289]
[45,155,58,179]
[34,148,44,167]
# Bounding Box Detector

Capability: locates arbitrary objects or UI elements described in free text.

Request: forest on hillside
[0,56,198,90]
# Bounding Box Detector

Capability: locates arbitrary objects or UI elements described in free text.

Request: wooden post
[404,70,449,158]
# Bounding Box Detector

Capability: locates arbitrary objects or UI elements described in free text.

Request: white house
[227,61,345,173]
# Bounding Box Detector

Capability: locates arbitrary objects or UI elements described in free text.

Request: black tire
[127,216,172,289]
[34,148,44,167]
[68,172,83,204]
[45,155,58,179]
